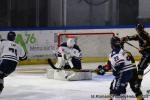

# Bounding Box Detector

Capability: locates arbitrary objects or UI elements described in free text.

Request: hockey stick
[47,58,98,72]
[125,42,139,50]
[144,63,150,76]
[144,69,150,76]
[47,59,112,74]
[47,58,58,69]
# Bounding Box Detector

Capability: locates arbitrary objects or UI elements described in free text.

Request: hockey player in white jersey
[96,36,144,100]
[0,31,27,94]
[54,38,83,80]
[56,38,82,70]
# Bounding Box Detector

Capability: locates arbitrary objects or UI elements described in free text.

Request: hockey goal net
[58,32,114,63]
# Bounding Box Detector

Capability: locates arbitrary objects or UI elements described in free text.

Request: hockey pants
[137,55,150,87]
[0,59,17,94]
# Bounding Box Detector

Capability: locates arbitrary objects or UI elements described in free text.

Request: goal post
[58,32,115,63]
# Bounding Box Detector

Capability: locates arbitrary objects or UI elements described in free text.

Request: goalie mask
[67,38,75,48]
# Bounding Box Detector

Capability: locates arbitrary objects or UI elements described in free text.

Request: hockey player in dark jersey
[96,36,144,100]
[0,32,27,94]
[56,38,82,69]
[121,23,150,87]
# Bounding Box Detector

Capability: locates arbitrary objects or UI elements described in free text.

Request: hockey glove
[19,53,27,61]
[19,56,27,61]
[95,65,105,75]
[121,37,128,43]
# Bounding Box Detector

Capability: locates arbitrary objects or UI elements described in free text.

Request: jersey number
[114,56,119,62]
[9,48,17,56]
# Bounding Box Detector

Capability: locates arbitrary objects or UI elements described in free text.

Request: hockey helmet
[111,36,121,48]
[7,31,16,41]
[136,23,144,31]
[67,38,75,48]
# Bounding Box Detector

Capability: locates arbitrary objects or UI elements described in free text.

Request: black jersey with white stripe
[127,31,150,54]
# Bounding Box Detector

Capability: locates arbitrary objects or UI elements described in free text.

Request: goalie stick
[47,58,97,72]
[47,58,58,69]
[47,58,113,74]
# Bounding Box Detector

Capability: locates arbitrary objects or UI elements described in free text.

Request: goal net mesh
[58,32,114,63]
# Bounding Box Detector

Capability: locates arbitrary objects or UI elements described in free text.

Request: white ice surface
[0,63,150,100]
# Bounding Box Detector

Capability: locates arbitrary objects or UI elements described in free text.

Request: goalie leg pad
[54,70,72,81]
[53,70,92,81]
[55,57,66,68]
[46,68,55,79]
[67,71,92,81]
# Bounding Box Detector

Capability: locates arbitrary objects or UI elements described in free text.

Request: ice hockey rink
[0,63,150,100]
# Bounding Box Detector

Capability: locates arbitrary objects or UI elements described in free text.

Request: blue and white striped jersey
[0,40,27,62]
[109,48,136,75]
